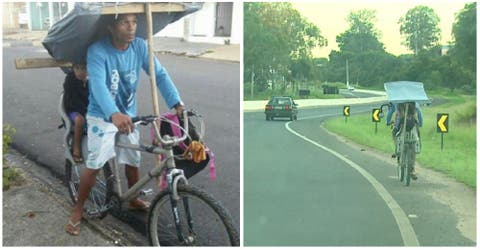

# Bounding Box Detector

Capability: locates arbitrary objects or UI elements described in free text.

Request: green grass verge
[324,94,476,188]
[3,167,23,191]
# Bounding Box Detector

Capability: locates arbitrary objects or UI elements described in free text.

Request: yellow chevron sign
[436,113,449,133]
[372,108,381,122]
[343,106,350,116]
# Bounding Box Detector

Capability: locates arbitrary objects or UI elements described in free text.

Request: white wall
[155,2,240,45]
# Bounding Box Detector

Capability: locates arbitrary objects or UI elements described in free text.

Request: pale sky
[291,1,472,58]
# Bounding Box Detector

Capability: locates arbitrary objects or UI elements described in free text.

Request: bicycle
[58,93,239,246]
[380,102,421,187]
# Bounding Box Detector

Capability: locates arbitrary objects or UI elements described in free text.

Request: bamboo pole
[400,103,409,176]
[101,3,184,15]
[145,3,163,188]
[146,3,160,117]
[15,58,72,69]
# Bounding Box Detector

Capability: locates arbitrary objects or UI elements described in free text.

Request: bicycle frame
[110,136,188,203]
[109,112,196,244]
[109,111,190,203]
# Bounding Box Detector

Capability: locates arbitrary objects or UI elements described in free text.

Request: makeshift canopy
[42,2,202,65]
[384,81,430,105]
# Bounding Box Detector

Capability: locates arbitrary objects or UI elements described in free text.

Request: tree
[244,2,326,93]
[399,6,441,55]
[450,2,476,86]
[333,9,385,86]
[336,9,384,53]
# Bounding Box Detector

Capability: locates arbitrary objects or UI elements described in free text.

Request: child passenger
[63,64,89,163]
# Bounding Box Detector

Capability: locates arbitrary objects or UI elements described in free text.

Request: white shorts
[85,115,141,169]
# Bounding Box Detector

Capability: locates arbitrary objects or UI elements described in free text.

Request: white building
[155,2,241,45]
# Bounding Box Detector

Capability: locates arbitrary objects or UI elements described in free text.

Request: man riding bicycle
[385,101,423,179]
[66,13,184,236]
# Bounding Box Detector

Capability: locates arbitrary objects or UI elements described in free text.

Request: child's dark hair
[72,64,86,70]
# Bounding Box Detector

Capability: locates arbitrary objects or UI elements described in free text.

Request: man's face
[110,14,137,44]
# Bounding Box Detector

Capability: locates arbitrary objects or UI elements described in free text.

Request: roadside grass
[3,124,23,190]
[324,94,476,188]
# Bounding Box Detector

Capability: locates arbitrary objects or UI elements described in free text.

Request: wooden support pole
[101,3,184,15]
[400,103,409,168]
[146,3,160,117]
[15,58,72,69]
[145,3,163,188]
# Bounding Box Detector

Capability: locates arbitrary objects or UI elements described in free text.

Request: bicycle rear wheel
[406,143,416,186]
[404,146,411,186]
[64,160,113,219]
[397,154,404,182]
[147,184,239,246]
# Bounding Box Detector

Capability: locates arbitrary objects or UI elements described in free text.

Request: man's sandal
[128,199,151,212]
[65,219,81,236]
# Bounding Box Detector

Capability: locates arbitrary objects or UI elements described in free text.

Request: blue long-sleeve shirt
[386,103,423,127]
[87,37,182,120]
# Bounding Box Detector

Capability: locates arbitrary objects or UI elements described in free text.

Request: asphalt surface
[3,45,240,239]
[244,105,476,246]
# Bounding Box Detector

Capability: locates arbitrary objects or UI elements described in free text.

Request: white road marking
[285,117,419,246]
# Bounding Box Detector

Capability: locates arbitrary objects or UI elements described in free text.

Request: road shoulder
[3,149,147,246]
[320,125,476,243]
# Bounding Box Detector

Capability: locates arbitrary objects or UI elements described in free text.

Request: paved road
[244,105,475,246]
[3,45,240,238]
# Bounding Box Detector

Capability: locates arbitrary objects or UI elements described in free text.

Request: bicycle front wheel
[147,184,239,246]
[64,160,113,219]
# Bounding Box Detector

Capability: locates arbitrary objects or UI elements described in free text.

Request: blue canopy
[384,81,430,104]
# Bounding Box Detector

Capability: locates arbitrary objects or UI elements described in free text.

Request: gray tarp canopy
[384,81,430,105]
[42,2,202,65]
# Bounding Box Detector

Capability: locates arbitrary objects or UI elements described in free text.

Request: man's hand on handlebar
[111,112,134,134]
[175,104,185,119]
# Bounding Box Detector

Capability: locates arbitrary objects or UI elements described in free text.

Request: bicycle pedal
[139,188,154,196]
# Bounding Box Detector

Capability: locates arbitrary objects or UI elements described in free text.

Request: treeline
[244,2,476,95]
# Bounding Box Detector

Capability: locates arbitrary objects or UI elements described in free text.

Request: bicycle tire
[147,183,239,246]
[397,151,404,182]
[404,145,411,186]
[64,160,113,219]
[397,161,404,182]
[407,142,416,185]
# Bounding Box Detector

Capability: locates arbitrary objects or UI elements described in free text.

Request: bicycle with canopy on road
[379,81,430,187]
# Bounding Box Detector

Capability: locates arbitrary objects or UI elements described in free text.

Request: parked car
[264,96,298,121]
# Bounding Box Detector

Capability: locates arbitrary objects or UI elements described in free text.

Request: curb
[3,40,43,48]
[3,150,147,246]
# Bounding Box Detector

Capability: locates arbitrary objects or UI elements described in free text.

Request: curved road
[244,106,475,246]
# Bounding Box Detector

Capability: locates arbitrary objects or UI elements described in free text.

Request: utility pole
[250,65,254,100]
[346,58,350,89]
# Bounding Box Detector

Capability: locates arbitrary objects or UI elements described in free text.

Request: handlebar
[131,110,203,147]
